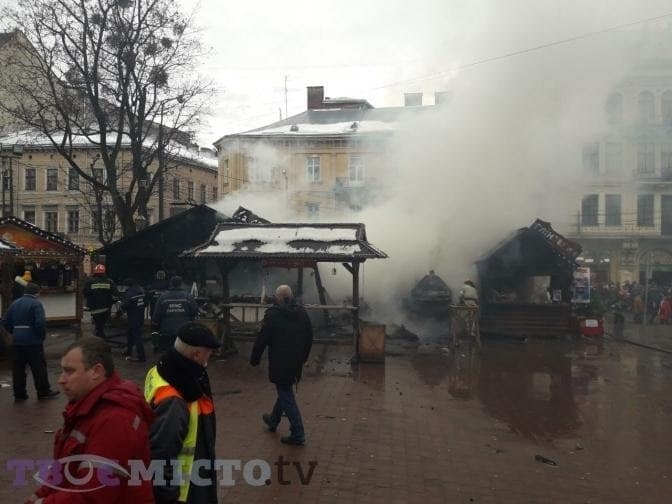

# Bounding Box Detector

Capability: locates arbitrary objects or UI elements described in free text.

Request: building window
[212,186,218,201]
[581,194,598,226]
[348,155,365,185]
[606,93,623,124]
[92,167,104,183]
[187,181,194,200]
[637,194,654,227]
[223,159,229,185]
[172,178,180,199]
[637,142,655,174]
[638,91,655,124]
[662,144,672,177]
[67,209,79,234]
[46,168,58,191]
[663,90,672,122]
[306,202,320,217]
[2,172,9,190]
[104,209,115,232]
[306,156,320,182]
[582,143,599,174]
[91,210,99,234]
[45,210,58,233]
[24,167,36,191]
[23,208,35,224]
[200,184,206,203]
[147,208,154,225]
[68,168,79,191]
[605,194,621,226]
[605,142,622,175]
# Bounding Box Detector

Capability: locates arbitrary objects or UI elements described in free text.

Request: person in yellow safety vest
[145,322,220,504]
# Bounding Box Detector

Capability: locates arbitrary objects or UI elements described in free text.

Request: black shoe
[122,352,131,358]
[125,356,146,363]
[262,414,278,433]
[38,390,60,400]
[280,436,305,446]
[14,396,28,403]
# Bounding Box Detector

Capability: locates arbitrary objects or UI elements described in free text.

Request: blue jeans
[269,383,305,440]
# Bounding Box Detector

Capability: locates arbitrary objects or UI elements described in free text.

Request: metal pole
[643,251,651,326]
[9,157,14,217]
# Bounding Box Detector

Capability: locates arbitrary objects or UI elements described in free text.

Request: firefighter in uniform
[83,264,116,340]
[145,323,220,503]
[151,275,198,352]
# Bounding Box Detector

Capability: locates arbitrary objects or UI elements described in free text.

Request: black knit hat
[25,282,40,295]
[177,322,220,349]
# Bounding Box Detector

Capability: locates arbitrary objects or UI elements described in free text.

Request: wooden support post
[313,264,330,325]
[75,258,84,337]
[218,260,233,353]
[297,267,304,300]
[352,261,360,362]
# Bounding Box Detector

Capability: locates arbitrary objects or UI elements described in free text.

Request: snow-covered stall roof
[184,223,388,262]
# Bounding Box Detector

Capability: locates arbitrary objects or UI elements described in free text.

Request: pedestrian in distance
[250,284,313,446]
[151,275,198,353]
[83,263,116,340]
[3,282,60,403]
[122,278,147,362]
[24,337,154,503]
[144,322,220,504]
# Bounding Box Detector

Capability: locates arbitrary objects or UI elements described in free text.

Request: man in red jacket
[24,338,155,504]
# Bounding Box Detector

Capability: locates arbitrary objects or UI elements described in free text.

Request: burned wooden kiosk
[97,205,229,283]
[182,222,388,355]
[477,219,581,338]
[0,216,85,324]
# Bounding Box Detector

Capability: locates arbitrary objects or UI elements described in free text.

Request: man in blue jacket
[152,276,198,352]
[3,282,59,402]
[122,278,147,362]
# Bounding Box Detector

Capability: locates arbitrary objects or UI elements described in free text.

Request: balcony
[573,212,669,238]
[633,169,672,185]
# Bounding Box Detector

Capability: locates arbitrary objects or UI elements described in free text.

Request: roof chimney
[404,92,423,107]
[307,86,325,110]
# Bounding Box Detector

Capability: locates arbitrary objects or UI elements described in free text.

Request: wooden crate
[358,323,386,363]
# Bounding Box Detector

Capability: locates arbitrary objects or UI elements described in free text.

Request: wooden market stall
[0,217,85,324]
[182,221,388,356]
[476,219,582,338]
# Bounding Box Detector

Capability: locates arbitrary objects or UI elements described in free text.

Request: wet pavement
[0,323,671,503]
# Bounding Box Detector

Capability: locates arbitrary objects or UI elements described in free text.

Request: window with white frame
[200,184,206,203]
[23,208,35,224]
[223,159,229,185]
[24,167,36,191]
[44,210,58,233]
[68,168,79,191]
[637,194,654,227]
[46,167,58,191]
[582,144,599,174]
[187,181,194,200]
[662,144,672,177]
[306,156,320,182]
[172,178,180,199]
[581,194,598,226]
[605,194,621,226]
[212,186,218,201]
[348,155,365,185]
[67,209,80,234]
[637,142,655,174]
[605,142,623,175]
[663,90,672,122]
[638,91,655,124]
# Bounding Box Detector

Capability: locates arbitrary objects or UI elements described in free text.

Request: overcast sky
[181,0,672,144]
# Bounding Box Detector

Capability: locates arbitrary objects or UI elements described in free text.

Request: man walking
[24,338,154,503]
[83,264,116,339]
[3,282,59,402]
[122,278,147,362]
[145,323,220,503]
[152,275,198,352]
[250,284,313,446]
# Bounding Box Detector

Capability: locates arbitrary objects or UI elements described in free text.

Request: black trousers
[12,344,52,399]
[126,323,146,361]
[92,311,110,338]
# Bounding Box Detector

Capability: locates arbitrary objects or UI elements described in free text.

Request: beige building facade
[569,59,672,285]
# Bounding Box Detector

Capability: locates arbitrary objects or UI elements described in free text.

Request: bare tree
[0,0,212,240]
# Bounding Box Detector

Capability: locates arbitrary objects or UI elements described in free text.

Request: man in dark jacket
[3,282,59,402]
[145,323,220,504]
[24,337,154,503]
[250,284,313,445]
[152,275,198,352]
[122,278,147,362]
[83,264,116,339]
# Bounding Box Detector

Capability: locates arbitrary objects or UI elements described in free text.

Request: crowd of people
[594,279,672,324]
[2,267,314,503]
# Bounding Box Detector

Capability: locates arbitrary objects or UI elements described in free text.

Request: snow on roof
[0,129,218,169]
[190,224,388,260]
[240,120,397,137]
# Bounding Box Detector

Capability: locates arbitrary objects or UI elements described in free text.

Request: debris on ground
[535,454,558,466]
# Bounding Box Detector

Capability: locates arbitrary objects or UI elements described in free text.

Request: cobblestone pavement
[0,325,671,503]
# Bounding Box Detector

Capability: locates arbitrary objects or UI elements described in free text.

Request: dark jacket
[83,274,116,313]
[250,300,313,384]
[122,284,146,328]
[34,373,155,503]
[152,288,198,337]
[149,349,218,504]
[2,293,46,345]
